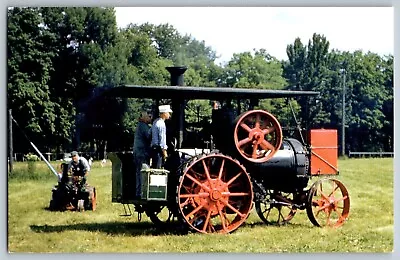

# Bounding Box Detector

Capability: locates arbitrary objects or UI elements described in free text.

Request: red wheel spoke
[222,210,232,225]
[255,113,261,128]
[226,171,243,187]
[262,126,275,135]
[329,183,340,197]
[316,203,330,213]
[326,210,332,226]
[240,123,252,133]
[333,206,342,217]
[180,198,191,207]
[312,199,323,207]
[238,137,252,148]
[202,209,212,232]
[228,182,241,189]
[182,184,194,193]
[186,203,206,219]
[218,207,228,232]
[221,199,245,217]
[202,160,212,181]
[217,159,225,180]
[185,174,211,192]
[180,192,210,198]
[188,169,204,180]
[252,143,258,158]
[222,192,251,197]
[317,187,330,201]
[260,140,275,151]
[333,195,348,203]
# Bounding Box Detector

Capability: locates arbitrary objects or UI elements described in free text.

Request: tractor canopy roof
[97,85,319,100]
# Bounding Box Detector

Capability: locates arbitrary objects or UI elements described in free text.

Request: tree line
[7,7,393,157]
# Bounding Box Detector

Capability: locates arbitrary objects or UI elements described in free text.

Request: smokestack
[166,66,187,149]
[166,66,187,86]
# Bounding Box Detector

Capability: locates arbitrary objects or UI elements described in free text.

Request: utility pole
[8,109,13,174]
[340,69,346,157]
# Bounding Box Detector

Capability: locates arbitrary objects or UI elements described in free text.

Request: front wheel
[306,178,350,227]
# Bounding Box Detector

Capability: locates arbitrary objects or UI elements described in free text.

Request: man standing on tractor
[151,105,173,169]
[133,111,152,199]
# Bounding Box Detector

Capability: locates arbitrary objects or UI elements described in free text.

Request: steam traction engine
[108,67,350,234]
[172,109,350,233]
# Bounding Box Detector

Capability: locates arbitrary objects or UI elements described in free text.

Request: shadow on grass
[242,221,309,229]
[30,221,188,236]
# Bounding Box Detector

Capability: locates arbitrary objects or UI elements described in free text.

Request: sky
[114,7,393,64]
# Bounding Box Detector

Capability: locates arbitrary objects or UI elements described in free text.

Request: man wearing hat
[150,105,173,168]
[68,151,90,186]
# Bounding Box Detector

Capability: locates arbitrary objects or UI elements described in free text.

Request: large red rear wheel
[177,154,253,234]
[234,110,282,163]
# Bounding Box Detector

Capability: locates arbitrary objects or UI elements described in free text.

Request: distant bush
[8,161,58,182]
[24,153,40,161]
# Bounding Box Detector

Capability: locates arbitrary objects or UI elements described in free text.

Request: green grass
[8,158,394,253]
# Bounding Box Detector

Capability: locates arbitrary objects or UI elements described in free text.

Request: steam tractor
[104,67,350,234]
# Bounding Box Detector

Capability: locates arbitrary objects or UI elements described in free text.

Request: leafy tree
[284,33,331,129]
[381,55,394,151]
[7,7,58,153]
[345,52,393,152]
[8,7,393,157]
[284,32,393,153]
[218,49,289,124]
[221,49,286,89]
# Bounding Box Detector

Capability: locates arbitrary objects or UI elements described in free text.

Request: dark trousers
[134,153,149,198]
[151,146,163,169]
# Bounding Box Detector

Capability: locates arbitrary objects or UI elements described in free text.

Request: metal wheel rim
[306,178,350,227]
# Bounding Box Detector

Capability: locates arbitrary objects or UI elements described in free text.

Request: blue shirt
[151,118,167,150]
[133,121,151,156]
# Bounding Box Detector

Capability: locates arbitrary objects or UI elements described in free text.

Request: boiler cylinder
[245,138,310,193]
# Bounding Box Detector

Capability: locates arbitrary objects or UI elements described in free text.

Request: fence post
[8,109,13,174]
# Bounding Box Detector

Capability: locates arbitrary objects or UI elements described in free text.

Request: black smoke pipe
[166,66,187,86]
[166,66,187,149]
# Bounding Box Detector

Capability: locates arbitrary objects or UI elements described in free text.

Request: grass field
[7,158,393,253]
